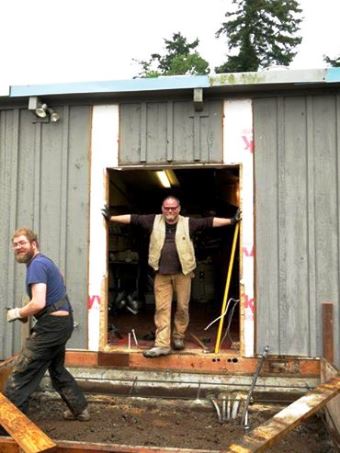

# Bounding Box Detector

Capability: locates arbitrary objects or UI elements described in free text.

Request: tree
[135,32,210,78]
[215,0,303,73]
[324,54,340,67]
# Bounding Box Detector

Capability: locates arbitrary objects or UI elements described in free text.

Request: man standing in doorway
[103,196,240,358]
[4,228,90,421]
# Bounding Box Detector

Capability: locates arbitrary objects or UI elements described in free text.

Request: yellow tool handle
[214,222,240,354]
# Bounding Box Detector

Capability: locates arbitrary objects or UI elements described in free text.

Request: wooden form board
[321,359,340,449]
[0,438,220,452]
[226,376,340,452]
[0,356,17,393]
[64,350,320,376]
[0,393,56,453]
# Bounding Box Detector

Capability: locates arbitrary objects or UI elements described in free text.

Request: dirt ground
[26,395,335,452]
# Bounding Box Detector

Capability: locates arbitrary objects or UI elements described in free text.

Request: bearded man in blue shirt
[4,228,90,422]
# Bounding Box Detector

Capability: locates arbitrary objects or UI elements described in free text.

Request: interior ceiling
[109,167,239,215]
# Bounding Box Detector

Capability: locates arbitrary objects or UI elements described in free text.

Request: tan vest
[148,214,196,275]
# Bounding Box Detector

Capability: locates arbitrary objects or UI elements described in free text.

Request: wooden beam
[0,437,220,452]
[0,438,19,453]
[65,350,98,367]
[64,350,320,376]
[226,376,340,453]
[322,302,334,364]
[0,356,16,393]
[0,355,17,370]
[0,393,56,453]
[57,441,220,452]
[321,359,340,450]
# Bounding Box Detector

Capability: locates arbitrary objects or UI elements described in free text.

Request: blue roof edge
[325,67,340,82]
[10,75,210,97]
[8,69,340,98]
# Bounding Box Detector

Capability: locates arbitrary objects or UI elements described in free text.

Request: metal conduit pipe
[231,398,241,419]
[226,396,231,420]
[129,376,138,396]
[241,345,270,431]
[209,398,223,423]
[221,395,227,421]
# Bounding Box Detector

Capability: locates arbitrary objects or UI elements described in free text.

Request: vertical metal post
[241,345,270,431]
[322,302,334,364]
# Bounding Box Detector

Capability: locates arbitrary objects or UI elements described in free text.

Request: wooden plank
[64,350,320,376]
[0,356,16,393]
[226,376,340,453]
[57,440,219,452]
[298,359,320,376]
[65,350,98,367]
[98,352,129,367]
[0,437,220,453]
[322,302,334,364]
[0,355,17,370]
[129,352,258,374]
[0,438,19,452]
[321,359,340,450]
[0,368,12,393]
[0,393,56,453]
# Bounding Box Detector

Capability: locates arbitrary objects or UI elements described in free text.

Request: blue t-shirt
[26,253,68,310]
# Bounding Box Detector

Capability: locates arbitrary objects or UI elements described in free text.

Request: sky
[0,0,339,94]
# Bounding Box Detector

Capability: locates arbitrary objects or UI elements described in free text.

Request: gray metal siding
[119,100,223,165]
[0,105,91,358]
[254,95,340,367]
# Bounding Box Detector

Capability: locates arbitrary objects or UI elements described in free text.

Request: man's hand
[6,307,23,322]
[101,205,111,222]
[230,208,242,225]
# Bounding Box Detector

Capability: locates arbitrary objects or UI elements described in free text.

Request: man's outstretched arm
[102,206,131,224]
[212,209,241,227]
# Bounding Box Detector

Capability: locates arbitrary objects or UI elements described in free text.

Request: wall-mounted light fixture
[28,96,61,123]
[156,170,180,188]
[193,88,203,112]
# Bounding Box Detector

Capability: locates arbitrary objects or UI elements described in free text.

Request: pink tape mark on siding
[244,294,255,320]
[242,135,254,153]
[88,295,101,309]
[242,246,254,257]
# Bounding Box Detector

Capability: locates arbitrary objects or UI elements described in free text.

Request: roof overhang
[4,68,340,102]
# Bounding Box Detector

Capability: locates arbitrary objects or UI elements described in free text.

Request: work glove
[230,208,242,225]
[6,307,23,322]
[101,205,111,222]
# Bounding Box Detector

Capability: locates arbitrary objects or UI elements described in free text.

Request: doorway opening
[106,166,240,353]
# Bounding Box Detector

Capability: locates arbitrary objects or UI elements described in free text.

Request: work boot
[143,346,171,358]
[63,408,90,421]
[173,338,185,351]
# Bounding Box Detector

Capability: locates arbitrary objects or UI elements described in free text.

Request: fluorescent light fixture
[156,170,171,188]
[165,169,179,186]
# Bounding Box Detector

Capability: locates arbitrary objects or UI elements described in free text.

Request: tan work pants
[153,272,192,348]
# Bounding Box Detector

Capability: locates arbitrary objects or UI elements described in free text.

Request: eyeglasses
[163,206,179,211]
[12,240,30,249]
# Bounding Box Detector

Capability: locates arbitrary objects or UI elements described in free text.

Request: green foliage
[324,54,340,67]
[215,0,303,73]
[135,32,209,78]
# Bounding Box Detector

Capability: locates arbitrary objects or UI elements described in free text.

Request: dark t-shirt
[26,253,69,310]
[131,214,213,274]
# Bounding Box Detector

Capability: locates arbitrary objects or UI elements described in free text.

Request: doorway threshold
[65,350,320,377]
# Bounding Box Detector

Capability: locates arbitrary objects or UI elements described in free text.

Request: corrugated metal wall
[0,105,91,359]
[254,94,340,367]
[119,100,223,164]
